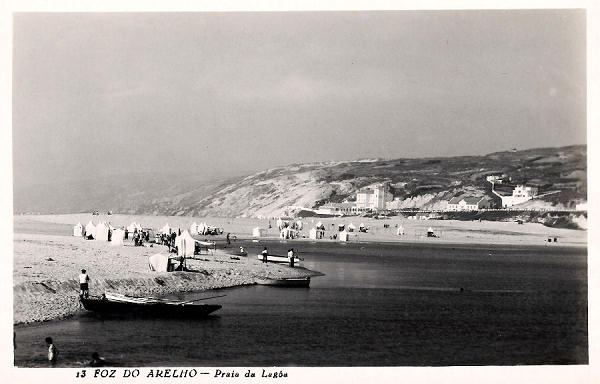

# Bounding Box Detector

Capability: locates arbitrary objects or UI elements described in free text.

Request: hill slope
[14,145,586,217]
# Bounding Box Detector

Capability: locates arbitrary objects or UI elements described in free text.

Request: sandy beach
[13,213,586,325]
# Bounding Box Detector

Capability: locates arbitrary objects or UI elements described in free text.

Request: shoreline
[13,213,587,325]
[13,232,321,326]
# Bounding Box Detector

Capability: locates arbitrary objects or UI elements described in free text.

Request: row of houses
[315,176,546,215]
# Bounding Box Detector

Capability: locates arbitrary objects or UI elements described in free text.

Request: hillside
[13,145,586,217]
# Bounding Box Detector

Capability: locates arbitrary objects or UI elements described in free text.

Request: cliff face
[14,145,587,217]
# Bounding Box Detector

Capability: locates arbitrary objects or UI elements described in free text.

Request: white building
[446,196,491,211]
[501,185,538,208]
[317,203,367,215]
[356,184,391,210]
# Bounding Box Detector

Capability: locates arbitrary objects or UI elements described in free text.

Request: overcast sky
[12,10,586,186]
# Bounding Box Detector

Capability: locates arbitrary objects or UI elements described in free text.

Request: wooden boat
[80,293,222,318]
[256,277,310,288]
[256,254,302,266]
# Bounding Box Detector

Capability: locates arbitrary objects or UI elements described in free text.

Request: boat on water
[256,277,311,288]
[256,254,302,266]
[80,292,222,318]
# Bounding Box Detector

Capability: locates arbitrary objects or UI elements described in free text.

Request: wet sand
[13,213,586,324]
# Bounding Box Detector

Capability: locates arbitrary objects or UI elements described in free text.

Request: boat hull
[256,277,310,288]
[80,298,222,318]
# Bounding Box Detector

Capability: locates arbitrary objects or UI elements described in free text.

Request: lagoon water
[14,241,587,367]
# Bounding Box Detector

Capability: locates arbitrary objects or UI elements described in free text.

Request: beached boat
[256,277,311,288]
[80,293,222,318]
[256,254,302,266]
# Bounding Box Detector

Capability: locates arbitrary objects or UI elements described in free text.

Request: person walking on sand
[226,233,231,246]
[79,269,90,298]
[262,247,268,263]
[45,337,58,365]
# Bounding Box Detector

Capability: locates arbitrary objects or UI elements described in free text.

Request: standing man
[45,337,58,365]
[226,233,231,247]
[79,269,90,298]
[262,247,268,263]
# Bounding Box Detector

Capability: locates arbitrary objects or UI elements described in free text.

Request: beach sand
[13,230,318,324]
[13,213,586,324]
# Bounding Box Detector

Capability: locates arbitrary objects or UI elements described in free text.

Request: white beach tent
[198,222,207,235]
[127,222,142,233]
[276,218,283,230]
[111,229,125,246]
[189,222,199,235]
[339,230,349,242]
[397,225,405,236]
[252,227,266,238]
[95,222,110,241]
[309,228,318,240]
[148,253,173,272]
[280,227,294,239]
[161,223,172,235]
[73,223,84,237]
[347,223,356,232]
[175,230,196,258]
[296,220,303,230]
[85,221,96,239]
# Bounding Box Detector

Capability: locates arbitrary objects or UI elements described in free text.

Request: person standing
[45,337,58,365]
[79,269,90,298]
[288,249,295,268]
[226,233,231,246]
[262,247,268,263]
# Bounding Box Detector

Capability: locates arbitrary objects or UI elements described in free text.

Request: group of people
[43,336,106,367]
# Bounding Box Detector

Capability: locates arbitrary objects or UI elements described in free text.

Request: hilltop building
[356,184,391,210]
[498,185,538,208]
[446,196,491,211]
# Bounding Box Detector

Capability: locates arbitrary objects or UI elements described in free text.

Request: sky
[12,10,586,186]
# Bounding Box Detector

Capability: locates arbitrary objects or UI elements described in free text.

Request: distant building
[576,202,588,211]
[500,185,538,208]
[446,196,491,211]
[486,175,503,184]
[317,203,367,216]
[356,184,391,210]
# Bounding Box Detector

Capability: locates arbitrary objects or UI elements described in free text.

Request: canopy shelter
[339,230,349,242]
[73,223,84,237]
[309,228,325,240]
[397,225,405,236]
[175,230,196,260]
[427,227,436,238]
[338,224,345,232]
[189,222,199,235]
[111,229,125,246]
[85,221,96,239]
[95,222,110,241]
[160,223,172,235]
[347,223,356,232]
[127,222,142,233]
[252,227,266,238]
[280,227,295,239]
[148,253,180,272]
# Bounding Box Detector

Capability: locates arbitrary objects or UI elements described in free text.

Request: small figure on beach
[45,337,58,365]
[89,352,106,367]
[288,249,295,268]
[79,269,90,298]
[239,246,245,255]
[226,233,231,246]
[262,247,268,263]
